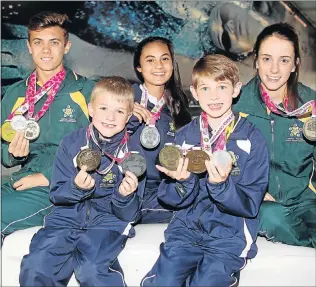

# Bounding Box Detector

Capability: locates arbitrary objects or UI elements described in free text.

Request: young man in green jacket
[1,11,95,243]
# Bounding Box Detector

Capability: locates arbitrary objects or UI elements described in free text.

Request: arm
[111,171,141,222]
[206,129,269,218]
[50,139,95,205]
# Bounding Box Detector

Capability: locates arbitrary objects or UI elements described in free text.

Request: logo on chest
[286,123,304,142]
[167,121,176,137]
[100,171,117,188]
[60,105,76,123]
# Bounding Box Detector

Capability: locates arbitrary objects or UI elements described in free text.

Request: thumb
[80,165,88,172]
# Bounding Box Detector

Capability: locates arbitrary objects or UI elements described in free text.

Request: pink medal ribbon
[140,84,165,127]
[7,68,66,121]
[87,124,130,175]
[260,84,315,118]
[200,111,234,153]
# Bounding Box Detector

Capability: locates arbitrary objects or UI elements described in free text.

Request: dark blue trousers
[20,228,128,287]
[141,224,246,287]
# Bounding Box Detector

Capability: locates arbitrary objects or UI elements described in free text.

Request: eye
[100,107,107,111]
[201,87,208,91]
[33,41,41,45]
[51,41,59,45]
[262,57,271,62]
[162,56,170,61]
[280,58,290,64]
[117,110,125,114]
[219,85,227,90]
[146,58,154,63]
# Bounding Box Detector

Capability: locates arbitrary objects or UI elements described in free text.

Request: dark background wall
[2,1,316,102]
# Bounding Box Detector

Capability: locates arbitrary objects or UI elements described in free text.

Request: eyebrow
[261,53,292,58]
[32,38,62,41]
[144,53,170,59]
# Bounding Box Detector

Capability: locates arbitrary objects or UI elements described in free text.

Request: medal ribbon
[7,68,66,121]
[260,84,315,117]
[140,84,165,127]
[87,124,130,175]
[200,111,235,153]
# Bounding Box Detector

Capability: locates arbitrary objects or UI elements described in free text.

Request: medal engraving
[11,115,27,131]
[24,120,40,140]
[1,121,16,142]
[186,150,210,174]
[140,126,160,149]
[121,153,146,177]
[159,145,182,171]
[303,118,316,141]
[76,148,101,172]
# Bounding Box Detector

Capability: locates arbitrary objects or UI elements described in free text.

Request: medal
[24,119,40,141]
[1,121,16,142]
[186,149,210,174]
[212,150,235,169]
[76,148,101,172]
[140,126,160,149]
[159,145,182,171]
[121,152,147,177]
[11,115,27,131]
[303,117,316,141]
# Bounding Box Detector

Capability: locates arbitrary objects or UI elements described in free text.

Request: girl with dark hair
[234,23,316,248]
[130,36,191,223]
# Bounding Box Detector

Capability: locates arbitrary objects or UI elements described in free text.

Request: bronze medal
[121,152,147,177]
[303,117,316,141]
[76,148,101,171]
[186,149,210,174]
[159,145,182,171]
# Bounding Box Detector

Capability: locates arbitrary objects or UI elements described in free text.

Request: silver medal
[24,119,40,140]
[212,150,233,169]
[121,152,147,177]
[140,126,160,149]
[11,115,27,131]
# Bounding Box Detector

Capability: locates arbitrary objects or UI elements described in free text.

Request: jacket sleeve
[111,187,141,222]
[206,128,269,218]
[1,83,28,168]
[50,138,95,205]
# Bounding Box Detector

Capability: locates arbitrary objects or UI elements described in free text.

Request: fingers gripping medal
[186,148,210,174]
[121,152,147,177]
[76,149,101,172]
[303,102,316,141]
[159,144,182,171]
[212,150,236,169]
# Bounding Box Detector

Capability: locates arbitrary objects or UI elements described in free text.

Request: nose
[209,92,219,101]
[270,60,279,74]
[42,43,51,54]
[154,60,163,69]
[105,110,115,121]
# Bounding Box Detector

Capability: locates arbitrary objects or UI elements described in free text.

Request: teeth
[209,104,222,107]
[41,58,52,61]
[267,76,280,80]
[153,73,165,75]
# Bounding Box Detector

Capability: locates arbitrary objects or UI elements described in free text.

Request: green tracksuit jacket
[233,76,316,248]
[1,67,95,236]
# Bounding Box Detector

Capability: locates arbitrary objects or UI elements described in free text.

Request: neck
[265,83,287,105]
[36,65,64,85]
[144,83,165,100]
[206,109,233,131]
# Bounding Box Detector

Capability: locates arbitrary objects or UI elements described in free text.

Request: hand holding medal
[8,130,30,158]
[119,171,139,196]
[74,165,96,191]
[205,154,233,184]
[156,156,191,181]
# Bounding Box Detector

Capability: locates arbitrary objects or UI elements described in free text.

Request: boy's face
[27,26,71,75]
[190,77,242,120]
[88,92,132,138]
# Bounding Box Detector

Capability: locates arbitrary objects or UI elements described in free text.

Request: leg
[258,201,314,247]
[1,182,52,236]
[19,228,78,287]
[137,189,173,224]
[141,243,202,286]
[189,248,246,287]
[74,229,128,287]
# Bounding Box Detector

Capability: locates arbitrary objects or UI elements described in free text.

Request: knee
[259,202,289,230]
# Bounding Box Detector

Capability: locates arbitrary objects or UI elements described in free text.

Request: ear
[232,82,242,99]
[190,85,199,102]
[64,41,72,55]
[136,66,142,73]
[88,102,94,118]
[291,58,299,73]
[27,40,32,54]
[255,60,259,70]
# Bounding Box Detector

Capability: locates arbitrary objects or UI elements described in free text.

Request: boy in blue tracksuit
[20,77,144,287]
[142,55,269,287]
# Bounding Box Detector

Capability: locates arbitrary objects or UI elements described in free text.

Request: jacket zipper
[81,199,91,229]
[270,119,282,201]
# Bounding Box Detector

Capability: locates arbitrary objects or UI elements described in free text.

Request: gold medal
[303,117,316,142]
[1,121,16,142]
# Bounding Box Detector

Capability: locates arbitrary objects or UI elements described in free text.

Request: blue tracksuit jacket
[20,127,145,287]
[142,114,269,287]
[128,83,177,223]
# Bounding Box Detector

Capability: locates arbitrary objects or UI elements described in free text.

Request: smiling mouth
[41,57,53,61]
[152,72,165,76]
[102,123,116,128]
[208,103,223,109]
[267,76,281,81]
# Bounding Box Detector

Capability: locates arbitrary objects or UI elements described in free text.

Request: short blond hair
[90,76,134,113]
[192,54,240,89]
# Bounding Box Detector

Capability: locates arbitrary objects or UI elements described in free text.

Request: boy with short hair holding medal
[20,76,145,286]
[1,11,95,244]
[142,54,270,287]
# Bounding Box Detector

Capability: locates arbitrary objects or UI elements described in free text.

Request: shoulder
[175,117,199,144]
[132,83,142,102]
[60,128,87,148]
[2,79,27,106]
[297,82,316,102]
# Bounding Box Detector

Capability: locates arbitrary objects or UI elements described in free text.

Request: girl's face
[256,35,297,94]
[137,41,173,89]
